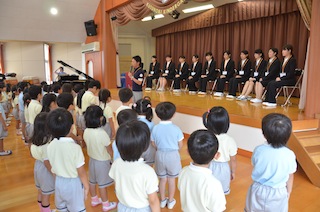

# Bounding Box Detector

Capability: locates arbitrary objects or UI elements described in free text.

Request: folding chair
[211,69,221,94]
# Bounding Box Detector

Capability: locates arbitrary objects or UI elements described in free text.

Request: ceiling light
[142,14,164,22]
[182,4,214,13]
[238,0,244,1]
[50,7,58,15]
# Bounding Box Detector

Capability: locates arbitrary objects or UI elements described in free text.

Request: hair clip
[207,109,210,113]
[133,103,137,108]
[147,104,151,108]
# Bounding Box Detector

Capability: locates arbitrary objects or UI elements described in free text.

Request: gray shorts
[12,108,20,120]
[118,202,151,212]
[89,158,113,188]
[55,176,86,212]
[245,182,289,212]
[26,123,34,140]
[0,122,8,139]
[155,150,181,178]
[1,102,9,114]
[101,122,112,138]
[141,143,156,165]
[75,113,80,128]
[19,110,26,123]
[209,161,231,194]
[78,114,86,131]
[132,91,143,103]
[34,160,55,195]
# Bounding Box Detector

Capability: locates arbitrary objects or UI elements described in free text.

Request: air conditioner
[81,42,100,53]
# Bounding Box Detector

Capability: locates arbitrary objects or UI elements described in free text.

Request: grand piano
[57,60,94,87]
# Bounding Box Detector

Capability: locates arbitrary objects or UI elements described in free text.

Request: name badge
[222,71,227,75]
[150,71,154,75]
[165,70,169,74]
[179,71,182,75]
[206,69,209,75]
[265,72,269,76]
[254,72,259,77]
[239,70,244,75]
[280,73,286,78]
[191,72,196,76]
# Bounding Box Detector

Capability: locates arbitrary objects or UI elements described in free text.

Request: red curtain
[0,44,4,74]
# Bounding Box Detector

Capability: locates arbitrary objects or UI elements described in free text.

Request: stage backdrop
[153,0,309,69]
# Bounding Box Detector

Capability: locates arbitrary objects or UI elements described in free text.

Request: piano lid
[57,60,94,80]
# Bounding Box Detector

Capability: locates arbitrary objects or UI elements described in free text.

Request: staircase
[289,119,320,187]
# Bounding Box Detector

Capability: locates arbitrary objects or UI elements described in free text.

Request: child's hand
[231,172,235,181]
[3,125,8,131]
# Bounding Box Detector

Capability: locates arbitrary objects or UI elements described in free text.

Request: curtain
[296,0,312,30]
[109,16,121,87]
[0,43,4,74]
[142,0,185,14]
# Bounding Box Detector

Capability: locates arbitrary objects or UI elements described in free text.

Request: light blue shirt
[151,121,184,151]
[18,92,24,111]
[138,115,154,131]
[251,144,297,188]
[112,141,120,161]
[0,103,6,120]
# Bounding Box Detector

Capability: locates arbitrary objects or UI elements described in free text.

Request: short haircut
[116,120,150,161]
[254,49,264,58]
[117,109,137,125]
[57,93,74,109]
[262,113,292,148]
[47,108,73,139]
[61,83,73,93]
[223,50,231,56]
[155,102,176,121]
[283,44,293,52]
[132,55,142,64]
[151,55,157,59]
[88,80,101,89]
[73,84,84,93]
[0,82,5,89]
[241,50,249,55]
[18,82,28,92]
[42,93,57,112]
[85,105,105,128]
[165,54,172,58]
[193,54,199,59]
[270,47,278,56]
[30,112,51,146]
[205,52,213,57]
[179,55,186,59]
[28,85,42,99]
[203,106,230,135]
[52,83,61,93]
[188,130,219,164]
[118,88,133,103]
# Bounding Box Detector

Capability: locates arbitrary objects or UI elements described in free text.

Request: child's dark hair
[155,102,176,121]
[42,93,57,112]
[132,99,153,122]
[88,80,101,89]
[85,105,106,128]
[73,84,84,93]
[203,106,230,135]
[28,85,42,100]
[117,109,137,125]
[188,130,219,164]
[61,83,73,93]
[262,113,292,148]
[0,82,5,89]
[18,82,28,92]
[52,83,61,93]
[23,93,31,107]
[6,83,11,93]
[99,89,111,109]
[76,89,86,109]
[118,88,133,103]
[11,85,18,100]
[47,108,73,139]
[57,93,74,110]
[116,120,150,161]
[30,112,51,146]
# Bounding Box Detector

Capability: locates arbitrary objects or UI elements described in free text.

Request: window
[43,44,52,84]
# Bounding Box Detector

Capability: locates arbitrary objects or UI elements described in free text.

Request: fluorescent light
[238,0,244,1]
[142,14,164,22]
[182,4,214,14]
[50,7,58,15]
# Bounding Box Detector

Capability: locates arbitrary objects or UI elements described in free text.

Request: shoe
[226,95,235,99]
[236,95,247,101]
[21,136,25,140]
[16,130,22,135]
[173,89,181,93]
[145,88,151,91]
[0,150,12,156]
[167,199,176,209]
[6,117,12,121]
[160,198,168,208]
[265,102,277,107]
[91,197,102,207]
[214,92,224,97]
[250,98,262,103]
[6,123,9,127]
[8,114,13,117]
[102,202,117,211]
[189,91,197,94]
[198,91,206,95]
[262,102,269,106]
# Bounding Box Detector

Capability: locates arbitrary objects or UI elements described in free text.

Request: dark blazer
[163,61,175,79]
[261,58,281,81]
[220,59,235,79]
[148,62,160,78]
[201,60,216,79]
[189,62,202,81]
[279,57,296,81]
[250,59,267,81]
[237,59,252,80]
[177,62,189,79]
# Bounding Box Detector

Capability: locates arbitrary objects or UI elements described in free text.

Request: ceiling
[0,0,100,43]
[118,0,239,36]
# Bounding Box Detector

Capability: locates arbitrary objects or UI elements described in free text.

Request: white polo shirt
[99,102,113,122]
[81,90,98,114]
[31,143,50,162]
[214,133,237,162]
[115,105,131,117]
[27,100,42,124]
[83,128,111,161]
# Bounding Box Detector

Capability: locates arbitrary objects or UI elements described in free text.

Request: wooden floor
[1,118,320,212]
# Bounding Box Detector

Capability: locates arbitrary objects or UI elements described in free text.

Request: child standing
[83,105,117,211]
[245,113,297,212]
[115,88,133,117]
[11,85,21,135]
[151,102,183,209]
[26,85,43,140]
[47,108,89,212]
[203,106,237,195]
[132,99,156,165]
[110,120,160,211]
[178,130,226,212]
[30,112,55,212]
[0,91,11,156]
[41,93,57,112]
[98,89,116,139]
[18,82,29,141]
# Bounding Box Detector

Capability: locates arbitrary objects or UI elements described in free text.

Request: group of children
[2,78,297,212]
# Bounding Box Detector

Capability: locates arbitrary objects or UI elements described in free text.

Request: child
[52,83,62,96]
[115,88,133,117]
[132,99,156,165]
[76,89,86,136]
[151,102,183,209]
[112,109,137,161]
[23,92,31,145]
[0,83,9,123]
[178,130,226,212]
[98,89,116,139]
[245,113,297,212]
[30,112,55,212]
[0,91,11,156]
[11,85,21,135]
[83,105,117,211]
[202,106,237,195]
[47,108,89,212]
[109,120,160,211]
[18,82,29,141]
[41,93,57,112]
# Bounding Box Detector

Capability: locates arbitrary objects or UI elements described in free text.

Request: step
[292,119,319,132]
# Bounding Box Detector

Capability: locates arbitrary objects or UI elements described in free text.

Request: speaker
[84,20,97,36]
